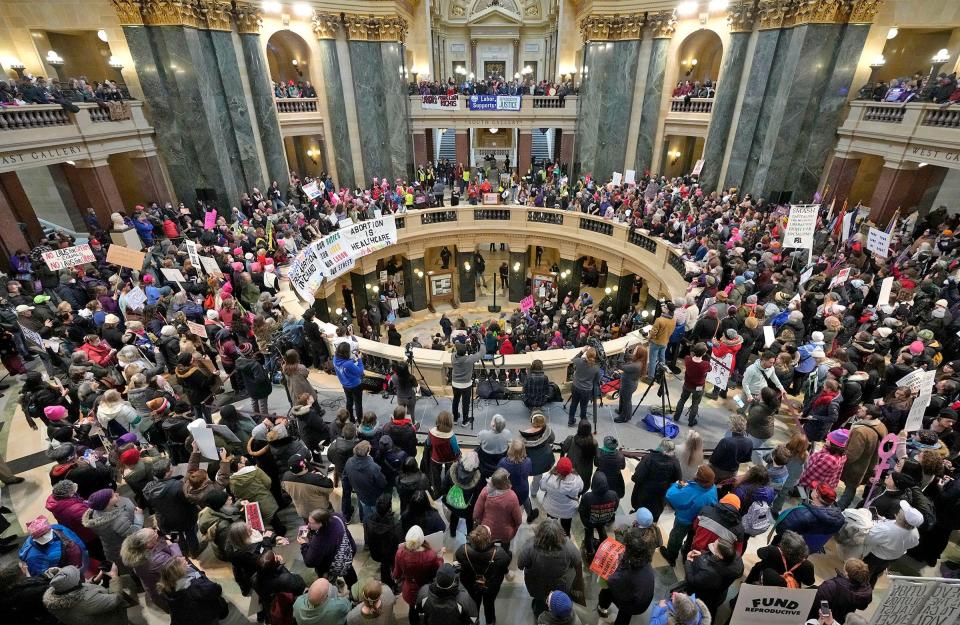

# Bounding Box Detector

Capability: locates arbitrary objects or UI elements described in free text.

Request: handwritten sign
[588,537,624,580]
[877,276,894,307]
[203,210,217,230]
[520,295,534,312]
[243,501,264,533]
[160,268,186,283]
[829,267,851,289]
[184,240,201,271]
[105,244,146,270]
[706,352,733,391]
[869,578,960,625]
[125,286,147,311]
[187,321,207,339]
[611,171,622,186]
[867,227,891,258]
[782,204,818,250]
[624,169,636,185]
[482,192,499,205]
[41,244,95,271]
[198,255,223,277]
[691,159,705,176]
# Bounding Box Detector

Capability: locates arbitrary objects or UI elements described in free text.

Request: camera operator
[613,345,645,424]
[672,342,712,427]
[568,347,600,427]
[451,333,486,426]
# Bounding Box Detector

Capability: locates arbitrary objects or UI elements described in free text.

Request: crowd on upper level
[670,80,716,99]
[857,71,960,105]
[409,76,575,97]
[274,80,318,99]
[0,75,127,109]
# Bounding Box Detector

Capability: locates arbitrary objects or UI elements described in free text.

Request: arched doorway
[266,30,312,85]
[674,29,723,87]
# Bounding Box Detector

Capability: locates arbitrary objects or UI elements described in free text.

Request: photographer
[333,341,366,423]
[567,347,600,427]
[613,345,645,424]
[451,340,486,426]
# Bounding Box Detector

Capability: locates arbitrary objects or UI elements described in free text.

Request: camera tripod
[630,362,673,431]
[406,352,439,424]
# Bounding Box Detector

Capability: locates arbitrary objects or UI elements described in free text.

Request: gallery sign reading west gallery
[0,145,83,166]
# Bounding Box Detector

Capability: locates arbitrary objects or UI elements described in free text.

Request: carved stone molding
[312,13,341,39]
[727,0,757,32]
[848,0,883,24]
[141,0,203,27]
[756,0,795,30]
[578,13,646,42]
[233,1,261,33]
[647,10,677,39]
[793,0,849,24]
[342,15,408,42]
[112,0,144,25]
[198,0,233,30]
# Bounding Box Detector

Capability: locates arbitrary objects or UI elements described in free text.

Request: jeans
[599,588,640,625]
[568,387,591,423]
[648,343,667,378]
[530,473,544,501]
[452,385,472,423]
[358,500,376,522]
[193,404,212,423]
[836,481,861,509]
[547,514,573,535]
[663,520,691,562]
[343,384,363,422]
[674,385,704,424]
[251,396,268,417]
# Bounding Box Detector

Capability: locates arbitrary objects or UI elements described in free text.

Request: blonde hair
[584,347,598,364]
[531,411,546,428]
[679,430,704,468]
[157,557,188,594]
[435,410,454,433]
[506,438,527,462]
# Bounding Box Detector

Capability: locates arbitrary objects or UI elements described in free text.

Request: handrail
[668,97,714,114]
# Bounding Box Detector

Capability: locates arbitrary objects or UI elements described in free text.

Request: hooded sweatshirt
[578,472,619,527]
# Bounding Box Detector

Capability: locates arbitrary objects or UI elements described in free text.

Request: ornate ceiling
[435,0,553,25]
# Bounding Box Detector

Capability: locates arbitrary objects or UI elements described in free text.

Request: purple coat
[132,539,182,611]
[45,494,98,546]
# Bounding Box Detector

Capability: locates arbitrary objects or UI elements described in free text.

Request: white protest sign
[198,255,223,277]
[799,265,814,287]
[706,353,733,391]
[731,584,817,625]
[869,577,960,625]
[896,369,935,394]
[782,204,818,250]
[905,394,932,433]
[612,172,623,186]
[18,323,43,348]
[125,286,147,311]
[184,240,201,271]
[187,418,218,460]
[841,211,853,242]
[691,159,705,176]
[302,181,322,200]
[41,244,95,271]
[877,276,895,308]
[829,267,851,289]
[160,268,187,283]
[867,227,891,258]
[624,170,636,185]
[763,325,775,347]
[341,216,398,257]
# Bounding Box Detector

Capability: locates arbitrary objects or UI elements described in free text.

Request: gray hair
[657,439,676,455]
[491,414,506,433]
[730,414,747,434]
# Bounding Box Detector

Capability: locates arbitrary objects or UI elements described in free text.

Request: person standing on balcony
[432,179,445,207]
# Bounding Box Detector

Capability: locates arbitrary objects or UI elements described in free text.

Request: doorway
[484,61,506,80]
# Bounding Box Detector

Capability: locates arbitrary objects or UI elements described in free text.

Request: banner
[782,203,818,250]
[203,209,217,230]
[691,159,705,176]
[482,192,499,205]
[420,95,460,110]
[184,240,201,272]
[41,244,95,271]
[867,227,891,258]
[731,585,817,625]
[706,353,734,391]
[302,181,322,200]
[105,244,146,270]
[467,94,521,111]
[18,323,43,348]
[870,577,960,625]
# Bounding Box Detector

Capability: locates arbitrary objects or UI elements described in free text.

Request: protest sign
[782,204,818,250]
[877,276,894,307]
[420,95,460,110]
[612,172,623,186]
[160,268,187,283]
[198,255,223,277]
[706,353,734,391]
[730,584,817,625]
[867,227,891,258]
[184,240,201,271]
[763,325,775,348]
[187,321,207,339]
[41,244,95,271]
[691,159,705,176]
[18,323,43,348]
[483,192,499,205]
[799,265,814,287]
[125,286,147,311]
[902,369,937,432]
[203,210,217,230]
[841,211,853,242]
[302,181,322,200]
[829,267,851,289]
[187,418,218,460]
[106,244,145,270]
[624,170,636,185]
[869,577,960,625]
[467,95,521,111]
[520,295,534,312]
[243,501,264,533]
[588,538,624,580]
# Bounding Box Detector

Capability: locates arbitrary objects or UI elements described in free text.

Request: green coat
[229,466,278,521]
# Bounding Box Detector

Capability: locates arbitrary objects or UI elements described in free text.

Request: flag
[825,198,836,224]
[886,208,900,235]
[831,200,847,239]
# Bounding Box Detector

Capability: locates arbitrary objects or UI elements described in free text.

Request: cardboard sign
[869,578,960,625]
[782,204,818,250]
[589,537,624,580]
[106,244,146,270]
[624,169,636,185]
[877,276,894,308]
[482,192,499,205]
[691,159,705,176]
[160,268,186,283]
[867,227,891,258]
[731,584,817,625]
[799,265,814,287]
[829,267,851,289]
[763,325,775,348]
[302,181,322,200]
[125,286,147,311]
[243,501,264,533]
[198,255,223,277]
[18,323,43,348]
[706,352,734,391]
[203,210,217,230]
[41,244,95,271]
[520,295,534,312]
[905,394,932,433]
[611,172,623,186]
[420,95,460,110]
[187,321,207,339]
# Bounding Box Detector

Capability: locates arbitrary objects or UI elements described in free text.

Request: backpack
[463,546,496,594]
[834,508,874,559]
[268,591,296,625]
[778,547,803,589]
[741,500,774,536]
[445,484,467,510]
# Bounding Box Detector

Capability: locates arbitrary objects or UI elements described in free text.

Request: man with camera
[451,339,486,426]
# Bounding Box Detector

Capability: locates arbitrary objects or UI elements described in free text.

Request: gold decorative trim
[727,0,757,32]
[141,0,203,27]
[113,0,144,25]
[199,0,233,30]
[793,0,848,24]
[343,15,408,42]
[233,0,262,34]
[647,10,677,39]
[312,13,340,39]
[756,0,794,30]
[579,13,646,42]
[848,0,883,24]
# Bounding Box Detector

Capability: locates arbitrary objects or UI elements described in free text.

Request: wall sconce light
[522,65,532,75]
[97,29,109,43]
[605,287,612,295]
[513,262,521,271]
[641,310,650,319]
[7,59,25,79]
[108,55,124,70]
[670,150,683,164]
[365,283,372,290]
[372,285,380,293]
[335,307,343,315]
[292,58,303,77]
[468,72,475,79]
[306,148,318,165]
[933,48,951,63]
[415,269,424,278]
[887,27,899,40]
[870,55,886,68]
[464,261,471,271]
[455,66,466,76]
[45,50,64,67]
[514,72,521,79]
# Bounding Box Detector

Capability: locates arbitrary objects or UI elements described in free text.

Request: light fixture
[691,59,698,66]
[372,286,380,293]
[489,128,498,134]
[613,285,619,291]
[641,310,650,318]
[335,307,343,315]
[45,50,64,66]
[365,283,372,290]
[455,66,466,75]
[887,27,899,40]
[262,1,282,13]
[933,49,951,63]
[605,287,612,295]
[870,54,886,67]
[292,59,299,66]
[708,0,728,10]
[677,1,699,17]
[65,160,75,166]
[108,55,124,69]
[468,72,475,79]
[415,269,424,278]
[522,65,532,75]
[514,72,521,79]
[464,261,471,271]
[293,2,312,17]
[97,29,108,43]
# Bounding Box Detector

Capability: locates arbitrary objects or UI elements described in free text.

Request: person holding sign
[595,525,656,625]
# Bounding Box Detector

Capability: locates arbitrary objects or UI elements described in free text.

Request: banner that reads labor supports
[467,94,521,111]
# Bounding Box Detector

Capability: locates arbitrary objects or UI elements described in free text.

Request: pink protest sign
[520,295,534,311]
[204,210,217,230]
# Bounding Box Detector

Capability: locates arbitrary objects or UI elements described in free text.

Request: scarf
[812,389,839,408]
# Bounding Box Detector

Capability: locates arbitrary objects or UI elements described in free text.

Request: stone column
[512,39,520,77]
[314,15,356,188]
[66,160,125,230]
[470,39,478,76]
[613,273,636,317]
[0,181,32,268]
[457,250,476,303]
[129,152,172,206]
[237,4,289,191]
[823,154,862,205]
[634,11,676,175]
[517,131,533,174]
[413,132,428,167]
[558,257,581,302]
[868,160,920,228]
[404,256,428,311]
[508,249,528,302]
[557,130,574,170]
[699,1,754,191]
[350,271,373,314]
[0,172,43,246]
[456,132,470,167]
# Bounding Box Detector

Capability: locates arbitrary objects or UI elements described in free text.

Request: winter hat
[86,488,114,511]
[119,448,141,466]
[27,516,52,543]
[812,481,837,505]
[44,405,67,422]
[725,328,738,340]
[635,507,654,528]
[48,566,82,593]
[548,591,573,618]
[694,464,716,487]
[203,489,229,511]
[720,493,741,510]
[147,397,170,414]
[434,563,458,590]
[51,479,78,499]
[875,327,893,338]
[603,435,618,449]
[177,353,193,366]
[104,314,120,325]
[556,457,573,476]
[827,428,850,447]
[160,325,178,337]
[143,274,154,284]
[910,340,925,354]
[734,276,745,285]
[461,450,480,472]
[918,329,935,341]
[117,433,138,447]
[404,525,425,549]
[288,453,308,471]
[206,309,219,320]
[811,331,824,343]
[936,299,949,308]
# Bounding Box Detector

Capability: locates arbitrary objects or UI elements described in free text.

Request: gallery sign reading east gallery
[0,145,83,167]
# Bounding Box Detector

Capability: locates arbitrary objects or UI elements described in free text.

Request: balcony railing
[921,108,960,129]
[669,97,714,114]
[275,97,319,113]
[862,104,906,123]
[531,96,568,109]
[0,105,72,130]
[837,101,960,170]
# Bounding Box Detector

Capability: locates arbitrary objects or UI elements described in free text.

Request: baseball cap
[635,507,654,528]
[900,500,923,527]
[14,305,33,313]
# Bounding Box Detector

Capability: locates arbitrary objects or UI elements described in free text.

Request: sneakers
[597,607,609,618]
[658,546,677,567]
[688,418,698,427]
[567,419,576,427]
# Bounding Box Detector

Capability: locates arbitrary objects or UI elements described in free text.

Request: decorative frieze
[793,0,849,24]
[198,0,233,31]
[579,13,646,42]
[140,0,203,28]
[647,10,677,39]
[112,0,144,25]
[233,1,262,34]
[756,0,795,30]
[727,0,757,32]
[312,13,341,39]
[343,15,408,42]
[848,0,883,24]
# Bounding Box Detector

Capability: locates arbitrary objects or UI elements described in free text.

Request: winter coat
[606,563,655,615]
[281,470,334,518]
[128,539,181,610]
[0,576,58,625]
[236,355,272,399]
[473,486,522,544]
[42,578,128,625]
[811,575,872,622]
[560,434,597,493]
[497,457,532,503]
[143,476,197,532]
[689,502,745,553]
[392,546,442,604]
[517,537,581,600]
[364,510,402,565]
[164,574,224,625]
[291,404,328,451]
[343,455,388,505]
[96,401,140,435]
[630,450,682,511]
[283,363,317,403]
[746,401,776,441]
[441,462,482,513]
[455,543,511,598]
[775,502,846,552]
[19,525,87,576]
[709,433,753,473]
[175,364,214,405]
[541,473,584,519]
[226,465,279,521]
[383,418,418,458]
[197,505,242,560]
[684,552,744,615]
[300,513,356,575]
[82,497,142,562]
[45,493,98,547]
[522,427,556,475]
[578,472,619,528]
[841,419,887,487]
[333,354,365,389]
[595,446,626,499]
[414,578,477,625]
[666,481,718,526]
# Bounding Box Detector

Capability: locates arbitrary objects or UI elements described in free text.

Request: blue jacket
[18,524,88,576]
[497,457,532,503]
[133,219,154,244]
[333,355,364,389]
[666,481,718,526]
[775,502,846,553]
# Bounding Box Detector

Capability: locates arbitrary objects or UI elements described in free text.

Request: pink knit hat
[44,405,67,422]
[27,516,53,543]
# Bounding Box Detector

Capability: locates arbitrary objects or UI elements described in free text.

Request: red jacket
[45,493,98,546]
[712,336,743,360]
[391,546,441,604]
[79,341,115,367]
[473,486,522,544]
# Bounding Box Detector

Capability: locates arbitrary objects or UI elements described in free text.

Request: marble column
[699,31,751,191]
[517,131,532,174]
[557,130,574,169]
[509,249,528,303]
[457,250,476,303]
[0,181,31,268]
[350,271,375,314]
[0,172,43,245]
[613,273,636,317]
[239,32,290,191]
[404,257,428,311]
[868,161,921,228]
[129,153,171,206]
[456,132,470,167]
[634,37,670,175]
[558,257,581,302]
[915,166,949,216]
[576,40,642,181]
[66,161,124,230]
[315,38,356,189]
[823,154,862,205]
[413,132,428,167]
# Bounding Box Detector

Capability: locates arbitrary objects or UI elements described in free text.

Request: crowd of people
[0,156,958,625]
[409,75,575,97]
[857,71,960,106]
[0,75,128,109]
[273,80,318,99]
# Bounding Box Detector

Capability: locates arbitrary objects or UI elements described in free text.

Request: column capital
[793,0,850,25]
[847,0,883,24]
[470,38,479,48]
[647,10,677,39]
[233,1,262,34]
[343,15,408,42]
[756,0,793,30]
[726,0,757,32]
[312,13,341,39]
[140,0,203,28]
[112,0,144,26]
[579,13,645,42]
[198,0,233,31]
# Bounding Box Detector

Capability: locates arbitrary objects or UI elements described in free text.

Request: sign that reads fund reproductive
[730,584,817,625]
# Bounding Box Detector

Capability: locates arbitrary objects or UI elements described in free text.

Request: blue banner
[467,95,522,111]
